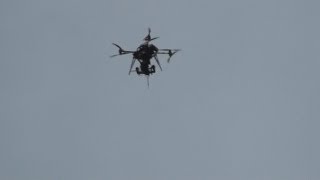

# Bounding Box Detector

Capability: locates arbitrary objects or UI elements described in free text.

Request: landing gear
[150,65,155,74]
[136,67,141,75]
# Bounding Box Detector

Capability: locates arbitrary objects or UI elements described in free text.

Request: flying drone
[110,28,180,86]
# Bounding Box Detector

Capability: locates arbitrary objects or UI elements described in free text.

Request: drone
[110,28,180,86]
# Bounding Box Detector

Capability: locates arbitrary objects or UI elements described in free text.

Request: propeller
[167,49,180,63]
[112,43,124,54]
[159,48,180,51]
[150,37,159,41]
[110,43,134,58]
[110,53,130,58]
[158,49,181,63]
[143,28,151,41]
[143,28,159,42]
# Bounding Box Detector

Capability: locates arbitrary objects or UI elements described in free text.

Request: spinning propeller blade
[167,50,180,63]
[143,28,151,41]
[159,49,181,51]
[112,43,124,54]
[157,49,181,63]
[110,54,121,58]
[150,37,159,41]
[110,52,131,58]
[112,43,122,49]
[110,43,134,58]
[143,28,159,42]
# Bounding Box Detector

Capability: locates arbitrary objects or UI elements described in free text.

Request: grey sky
[1,0,319,179]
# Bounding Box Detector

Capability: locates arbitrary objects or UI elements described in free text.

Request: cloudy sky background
[1,0,319,179]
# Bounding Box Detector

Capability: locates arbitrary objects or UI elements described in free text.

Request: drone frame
[110,28,180,75]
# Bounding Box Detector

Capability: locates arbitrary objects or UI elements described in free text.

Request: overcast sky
[1,0,320,179]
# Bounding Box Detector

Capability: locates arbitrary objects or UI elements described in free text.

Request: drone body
[110,28,180,79]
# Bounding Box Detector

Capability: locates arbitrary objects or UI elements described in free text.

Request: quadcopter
[110,28,180,86]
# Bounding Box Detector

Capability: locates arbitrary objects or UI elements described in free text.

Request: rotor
[143,28,159,42]
[110,43,134,58]
[158,49,181,63]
